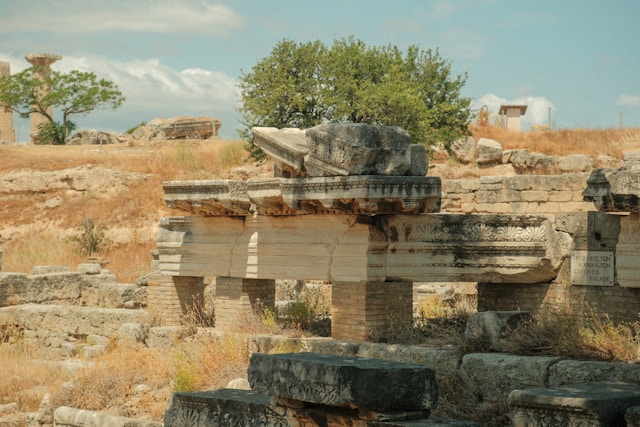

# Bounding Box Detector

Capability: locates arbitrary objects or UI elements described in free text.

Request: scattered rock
[450,136,477,164]
[476,138,503,165]
[67,129,124,145]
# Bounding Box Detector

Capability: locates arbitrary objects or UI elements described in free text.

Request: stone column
[147,274,205,326]
[331,281,413,341]
[213,277,275,331]
[0,61,15,143]
[25,53,61,143]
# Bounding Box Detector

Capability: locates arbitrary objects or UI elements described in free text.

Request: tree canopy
[239,37,472,158]
[0,67,125,144]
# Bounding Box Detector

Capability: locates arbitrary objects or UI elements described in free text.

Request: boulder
[464,311,531,351]
[460,353,561,403]
[559,154,592,172]
[476,138,502,165]
[67,129,123,145]
[304,123,417,176]
[450,136,477,164]
[509,149,559,173]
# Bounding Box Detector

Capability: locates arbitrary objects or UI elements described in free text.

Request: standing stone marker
[571,251,614,286]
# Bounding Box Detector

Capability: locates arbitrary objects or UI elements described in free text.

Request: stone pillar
[147,274,205,326]
[213,277,275,331]
[24,53,62,143]
[331,281,413,341]
[0,61,15,144]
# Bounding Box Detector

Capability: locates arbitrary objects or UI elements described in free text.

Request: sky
[1,0,639,141]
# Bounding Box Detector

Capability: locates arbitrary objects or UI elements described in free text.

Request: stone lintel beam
[382,214,572,284]
[248,352,438,412]
[583,158,640,213]
[157,213,571,284]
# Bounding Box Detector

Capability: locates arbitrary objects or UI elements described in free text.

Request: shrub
[67,216,112,256]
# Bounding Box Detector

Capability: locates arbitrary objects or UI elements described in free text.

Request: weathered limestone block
[464,311,531,351]
[304,123,416,176]
[0,304,148,337]
[476,138,502,164]
[248,352,438,412]
[252,127,309,177]
[583,159,640,213]
[460,353,561,403]
[450,136,476,164]
[510,150,559,173]
[549,360,640,387]
[559,153,592,172]
[165,388,324,426]
[509,382,640,427]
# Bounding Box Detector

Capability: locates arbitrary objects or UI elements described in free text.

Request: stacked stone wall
[441,173,595,214]
[478,282,640,324]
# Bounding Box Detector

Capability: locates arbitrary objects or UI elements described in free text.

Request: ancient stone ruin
[132,116,222,142]
[0,61,15,144]
[25,53,62,144]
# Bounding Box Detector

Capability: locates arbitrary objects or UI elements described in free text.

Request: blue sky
[1,0,639,141]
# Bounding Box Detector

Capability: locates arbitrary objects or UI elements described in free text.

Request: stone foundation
[213,277,275,330]
[477,282,640,323]
[146,274,204,326]
[332,281,413,341]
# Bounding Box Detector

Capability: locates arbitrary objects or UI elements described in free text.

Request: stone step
[508,381,640,426]
[248,352,438,412]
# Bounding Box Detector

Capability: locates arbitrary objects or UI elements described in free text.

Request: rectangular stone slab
[509,381,640,426]
[248,352,438,412]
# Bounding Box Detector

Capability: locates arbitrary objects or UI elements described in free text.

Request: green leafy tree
[0,67,125,144]
[239,36,472,158]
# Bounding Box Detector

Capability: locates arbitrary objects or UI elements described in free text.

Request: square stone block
[248,352,438,412]
[509,381,640,426]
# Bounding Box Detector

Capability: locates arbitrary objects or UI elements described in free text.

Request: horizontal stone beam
[157,213,571,284]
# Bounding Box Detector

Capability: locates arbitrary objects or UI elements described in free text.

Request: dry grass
[0,331,251,421]
[471,126,640,159]
[0,139,258,282]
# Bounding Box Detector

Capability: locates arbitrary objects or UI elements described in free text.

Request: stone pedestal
[213,277,275,330]
[332,281,413,341]
[147,274,204,326]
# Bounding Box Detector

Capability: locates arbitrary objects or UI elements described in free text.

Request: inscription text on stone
[571,251,614,286]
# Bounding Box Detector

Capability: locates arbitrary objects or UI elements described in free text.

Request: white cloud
[6,53,242,138]
[473,93,555,127]
[615,94,640,107]
[0,0,244,37]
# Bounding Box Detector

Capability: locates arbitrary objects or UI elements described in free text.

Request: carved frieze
[583,162,640,213]
[163,180,251,216]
